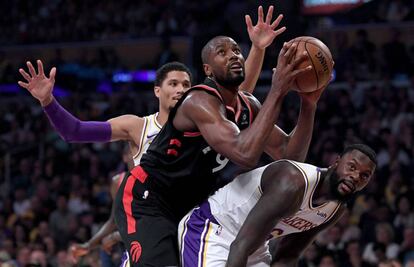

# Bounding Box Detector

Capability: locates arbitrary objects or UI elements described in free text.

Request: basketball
[288,36,334,93]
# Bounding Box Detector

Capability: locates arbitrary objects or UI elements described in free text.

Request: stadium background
[1,0,414,266]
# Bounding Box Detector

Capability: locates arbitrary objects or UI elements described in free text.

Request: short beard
[215,71,245,88]
[328,169,355,203]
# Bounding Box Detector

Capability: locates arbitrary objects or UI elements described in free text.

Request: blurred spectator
[363,223,400,265]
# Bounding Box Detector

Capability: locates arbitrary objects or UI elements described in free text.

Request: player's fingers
[265,5,274,24]
[291,51,309,68]
[49,67,56,80]
[278,42,290,59]
[291,65,313,79]
[258,6,264,23]
[37,60,44,76]
[18,81,30,89]
[245,15,253,31]
[26,61,37,77]
[283,43,297,61]
[273,26,286,37]
[271,14,284,29]
[19,68,31,81]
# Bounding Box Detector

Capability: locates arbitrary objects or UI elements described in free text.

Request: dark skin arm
[226,161,306,267]
[271,206,346,267]
[69,173,123,262]
[174,43,311,169]
[244,87,324,162]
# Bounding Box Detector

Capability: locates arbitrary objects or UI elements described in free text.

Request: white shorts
[178,201,271,267]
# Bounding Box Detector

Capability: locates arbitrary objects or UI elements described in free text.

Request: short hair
[201,36,230,64]
[340,144,377,165]
[155,62,192,87]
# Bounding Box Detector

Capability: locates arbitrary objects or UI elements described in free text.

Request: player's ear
[154,86,161,98]
[203,64,212,77]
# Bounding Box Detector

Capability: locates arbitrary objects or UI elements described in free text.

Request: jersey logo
[271,228,284,238]
[240,113,249,126]
[317,210,327,218]
[130,241,142,263]
[147,132,158,139]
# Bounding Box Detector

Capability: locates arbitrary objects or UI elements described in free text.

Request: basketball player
[112,33,325,265]
[179,144,377,267]
[18,6,288,265]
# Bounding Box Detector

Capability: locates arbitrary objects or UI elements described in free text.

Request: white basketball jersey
[208,160,342,238]
[132,112,162,166]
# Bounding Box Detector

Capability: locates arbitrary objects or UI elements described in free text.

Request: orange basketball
[288,36,334,93]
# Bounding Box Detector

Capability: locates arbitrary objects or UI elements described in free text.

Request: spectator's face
[30,250,47,267]
[330,150,375,200]
[204,37,245,88]
[17,247,31,266]
[346,241,360,256]
[398,197,411,214]
[376,225,392,244]
[155,71,191,111]
[319,255,336,267]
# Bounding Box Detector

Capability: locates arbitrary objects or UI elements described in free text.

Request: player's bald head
[201,36,235,64]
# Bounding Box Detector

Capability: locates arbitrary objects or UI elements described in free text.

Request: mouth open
[229,62,243,71]
[339,180,355,194]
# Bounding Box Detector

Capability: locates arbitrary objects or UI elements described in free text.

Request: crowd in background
[1,0,414,266]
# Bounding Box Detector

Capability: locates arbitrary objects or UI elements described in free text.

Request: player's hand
[101,235,117,254]
[18,60,56,107]
[68,243,89,264]
[271,42,312,96]
[246,6,286,50]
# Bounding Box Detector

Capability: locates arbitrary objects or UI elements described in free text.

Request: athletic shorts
[114,166,179,267]
[178,201,271,267]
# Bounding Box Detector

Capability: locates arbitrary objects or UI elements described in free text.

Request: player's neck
[208,77,239,108]
[313,168,335,203]
[157,110,168,126]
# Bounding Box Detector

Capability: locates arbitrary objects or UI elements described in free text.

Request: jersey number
[213,154,229,173]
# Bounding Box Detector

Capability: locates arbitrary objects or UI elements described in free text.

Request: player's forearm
[86,217,117,249]
[232,91,285,168]
[239,45,265,94]
[226,244,249,267]
[43,98,111,143]
[284,100,316,162]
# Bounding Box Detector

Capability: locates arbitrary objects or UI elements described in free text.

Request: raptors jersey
[139,78,253,222]
[208,160,342,238]
[132,112,162,166]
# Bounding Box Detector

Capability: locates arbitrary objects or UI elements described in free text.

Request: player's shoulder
[239,91,261,111]
[263,160,307,188]
[182,88,223,108]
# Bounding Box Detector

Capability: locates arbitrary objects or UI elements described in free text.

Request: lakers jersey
[208,160,342,238]
[132,112,162,166]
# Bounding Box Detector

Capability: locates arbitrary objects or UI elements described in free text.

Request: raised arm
[271,207,345,267]
[18,60,143,143]
[226,162,305,267]
[265,85,328,162]
[176,43,311,169]
[240,5,286,93]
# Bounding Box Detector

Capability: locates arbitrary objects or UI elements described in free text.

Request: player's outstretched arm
[226,162,305,267]
[18,60,143,143]
[241,5,286,93]
[271,207,345,267]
